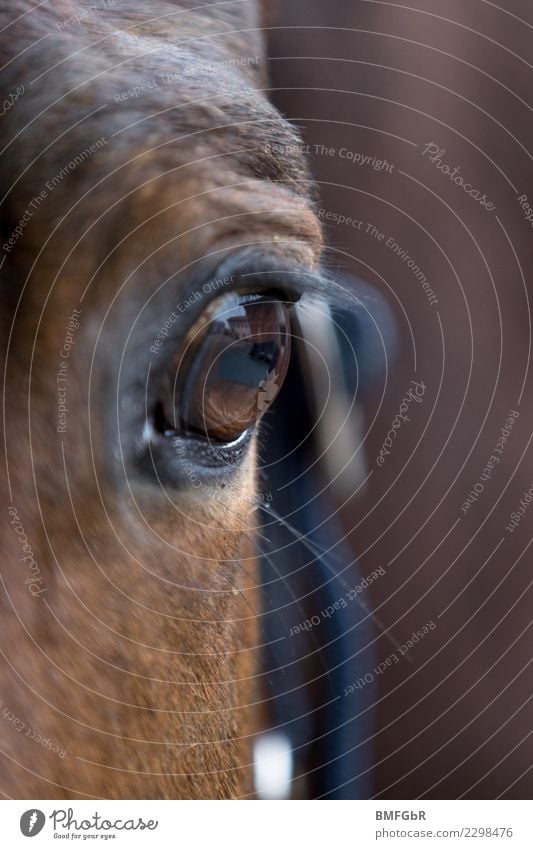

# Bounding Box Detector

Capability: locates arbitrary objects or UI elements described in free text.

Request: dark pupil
[178,296,290,442]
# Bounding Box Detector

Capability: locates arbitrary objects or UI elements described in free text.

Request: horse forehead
[1,6,310,201]
[1,1,321,343]
[0,1,266,105]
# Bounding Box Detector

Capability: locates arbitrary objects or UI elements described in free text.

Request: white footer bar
[2,800,532,848]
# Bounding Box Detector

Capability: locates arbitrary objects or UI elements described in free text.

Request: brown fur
[0,1,322,798]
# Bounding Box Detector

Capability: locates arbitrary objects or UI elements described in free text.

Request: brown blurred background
[267,0,533,798]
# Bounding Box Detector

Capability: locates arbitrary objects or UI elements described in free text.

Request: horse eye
[169,293,291,443]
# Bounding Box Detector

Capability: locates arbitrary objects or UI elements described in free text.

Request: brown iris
[174,293,291,443]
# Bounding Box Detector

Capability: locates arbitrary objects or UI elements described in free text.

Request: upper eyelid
[164,265,327,335]
[196,245,330,302]
[201,263,327,299]
[226,263,352,312]
[142,257,341,365]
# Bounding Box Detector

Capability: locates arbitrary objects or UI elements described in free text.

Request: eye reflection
[176,293,291,443]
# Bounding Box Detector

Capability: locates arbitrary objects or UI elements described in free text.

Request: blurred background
[266,0,533,798]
